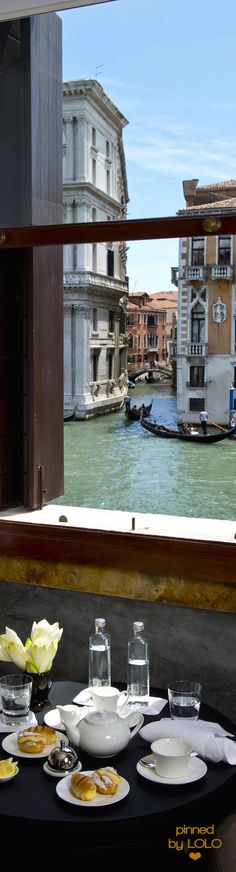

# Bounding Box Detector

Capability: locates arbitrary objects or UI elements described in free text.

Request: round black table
[1,682,235,866]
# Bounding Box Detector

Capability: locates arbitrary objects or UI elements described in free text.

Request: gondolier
[199,410,208,435]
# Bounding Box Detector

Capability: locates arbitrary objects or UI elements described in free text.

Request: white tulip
[0,620,63,673]
[0,627,27,670]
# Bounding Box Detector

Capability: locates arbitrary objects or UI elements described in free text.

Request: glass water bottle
[89,618,111,687]
[127,621,149,706]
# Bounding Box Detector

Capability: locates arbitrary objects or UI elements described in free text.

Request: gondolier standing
[124,394,131,410]
[199,409,208,434]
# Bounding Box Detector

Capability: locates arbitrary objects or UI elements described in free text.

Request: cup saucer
[136,755,207,785]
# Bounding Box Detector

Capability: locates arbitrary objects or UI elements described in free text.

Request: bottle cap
[133,621,144,632]
[95,618,106,630]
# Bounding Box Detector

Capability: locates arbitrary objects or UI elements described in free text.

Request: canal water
[53,384,236,521]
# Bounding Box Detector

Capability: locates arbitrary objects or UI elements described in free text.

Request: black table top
[1,682,236,860]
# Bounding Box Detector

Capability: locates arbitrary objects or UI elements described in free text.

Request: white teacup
[89,686,129,713]
[151,737,192,778]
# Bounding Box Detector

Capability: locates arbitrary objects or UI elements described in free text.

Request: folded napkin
[0,711,37,733]
[126,697,168,716]
[73,689,93,706]
[139,718,236,764]
[73,689,168,717]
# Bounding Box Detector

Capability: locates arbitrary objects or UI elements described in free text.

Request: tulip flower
[0,620,63,673]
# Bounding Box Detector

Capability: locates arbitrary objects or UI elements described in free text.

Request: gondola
[125,401,152,421]
[140,416,235,443]
[64,407,77,422]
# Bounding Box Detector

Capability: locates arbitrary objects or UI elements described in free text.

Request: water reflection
[53,385,236,521]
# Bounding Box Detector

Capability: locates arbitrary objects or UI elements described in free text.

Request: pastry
[70,772,97,801]
[26,725,56,745]
[94,767,121,795]
[17,733,45,754]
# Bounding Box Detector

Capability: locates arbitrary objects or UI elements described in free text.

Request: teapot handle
[129,713,144,739]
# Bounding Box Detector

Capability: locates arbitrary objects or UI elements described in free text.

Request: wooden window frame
[0,209,236,581]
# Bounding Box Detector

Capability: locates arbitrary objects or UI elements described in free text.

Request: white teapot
[65,709,144,757]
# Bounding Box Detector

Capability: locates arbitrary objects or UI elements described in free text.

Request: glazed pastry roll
[71,772,97,801]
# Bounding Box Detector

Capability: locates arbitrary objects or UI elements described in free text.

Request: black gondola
[140,417,235,443]
[64,407,77,422]
[125,401,152,421]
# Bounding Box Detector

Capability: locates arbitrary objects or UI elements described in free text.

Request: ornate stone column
[114,312,121,382]
[64,303,72,398]
[64,116,74,180]
[72,303,91,402]
[64,198,74,271]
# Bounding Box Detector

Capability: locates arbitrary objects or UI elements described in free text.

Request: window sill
[0,506,235,585]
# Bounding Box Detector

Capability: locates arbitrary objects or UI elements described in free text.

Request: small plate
[56,771,130,807]
[2,730,65,760]
[44,710,66,731]
[43,760,82,779]
[44,707,89,731]
[136,755,207,785]
[0,766,19,783]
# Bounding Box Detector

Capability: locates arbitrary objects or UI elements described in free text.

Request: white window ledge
[0,505,235,544]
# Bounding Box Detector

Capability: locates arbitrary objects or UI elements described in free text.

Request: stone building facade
[63,79,129,418]
[175,179,236,425]
[127,291,178,370]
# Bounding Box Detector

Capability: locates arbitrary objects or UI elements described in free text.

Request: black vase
[27,672,53,712]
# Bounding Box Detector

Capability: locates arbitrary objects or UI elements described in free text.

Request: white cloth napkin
[73,689,167,717]
[139,718,236,764]
[73,689,93,706]
[0,711,37,733]
[127,697,168,716]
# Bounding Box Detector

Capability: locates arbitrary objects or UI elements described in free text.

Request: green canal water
[53,384,236,521]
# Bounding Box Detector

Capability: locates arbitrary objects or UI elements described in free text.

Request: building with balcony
[174,178,236,425]
[127,291,177,371]
[63,80,129,418]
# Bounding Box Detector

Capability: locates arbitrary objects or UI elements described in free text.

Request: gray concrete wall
[0,580,235,723]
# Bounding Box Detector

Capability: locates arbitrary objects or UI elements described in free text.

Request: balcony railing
[186,343,208,357]
[211,265,233,280]
[182,266,206,281]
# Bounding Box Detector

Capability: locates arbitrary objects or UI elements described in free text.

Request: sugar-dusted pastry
[70,772,97,802]
[18,733,44,754]
[18,724,57,754]
[25,725,56,745]
[93,767,121,795]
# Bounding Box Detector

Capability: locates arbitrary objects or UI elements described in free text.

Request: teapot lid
[85,710,119,725]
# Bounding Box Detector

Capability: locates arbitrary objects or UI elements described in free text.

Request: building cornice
[63,79,128,131]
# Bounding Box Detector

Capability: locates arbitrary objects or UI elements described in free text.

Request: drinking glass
[0,674,33,726]
[168,680,202,720]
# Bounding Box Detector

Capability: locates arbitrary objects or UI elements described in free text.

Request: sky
[59,0,236,293]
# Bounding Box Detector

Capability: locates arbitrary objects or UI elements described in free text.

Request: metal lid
[47,739,78,772]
